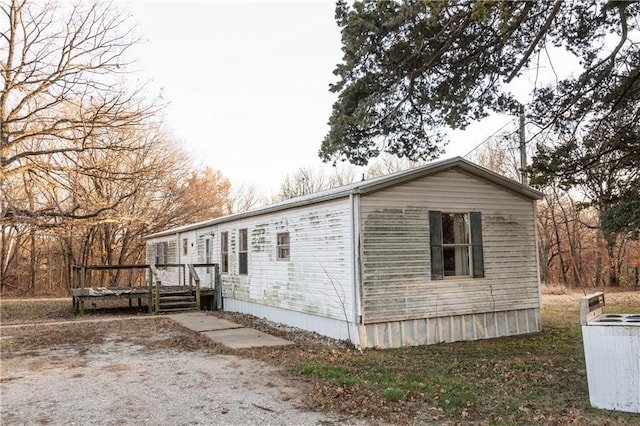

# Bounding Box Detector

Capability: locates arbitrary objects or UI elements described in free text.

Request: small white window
[155,241,168,265]
[205,238,212,273]
[239,229,248,275]
[220,232,229,273]
[277,232,290,260]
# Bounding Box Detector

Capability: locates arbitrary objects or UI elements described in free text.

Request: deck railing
[71,264,151,314]
[148,264,160,313]
[72,262,220,314]
[187,264,201,310]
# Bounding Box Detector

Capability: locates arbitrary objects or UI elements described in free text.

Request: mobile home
[146,157,543,348]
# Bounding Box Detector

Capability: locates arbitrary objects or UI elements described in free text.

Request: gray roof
[146,156,542,239]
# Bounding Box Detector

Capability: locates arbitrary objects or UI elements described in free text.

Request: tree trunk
[29,227,37,296]
[603,229,619,286]
[549,191,568,286]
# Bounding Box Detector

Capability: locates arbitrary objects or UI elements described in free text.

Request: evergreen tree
[321,0,639,170]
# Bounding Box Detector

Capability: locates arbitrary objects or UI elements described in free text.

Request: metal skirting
[360,308,541,349]
[223,298,355,343]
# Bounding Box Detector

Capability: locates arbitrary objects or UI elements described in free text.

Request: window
[429,211,484,279]
[155,241,168,265]
[205,238,211,273]
[182,238,188,256]
[277,232,290,260]
[238,228,248,275]
[443,213,470,276]
[220,232,229,273]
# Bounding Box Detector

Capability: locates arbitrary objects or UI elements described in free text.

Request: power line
[463,118,518,158]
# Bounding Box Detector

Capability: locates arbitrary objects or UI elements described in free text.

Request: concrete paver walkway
[168,312,294,349]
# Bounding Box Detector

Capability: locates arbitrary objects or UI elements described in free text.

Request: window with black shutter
[429,211,484,279]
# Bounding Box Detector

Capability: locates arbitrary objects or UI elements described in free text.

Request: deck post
[79,266,86,315]
[215,264,221,310]
[154,280,160,314]
[147,267,153,313]
[213,263,222,311]
[187,264,201,310]
[195,278,201,310]
[182,264,186,289]
[72,267,77,312]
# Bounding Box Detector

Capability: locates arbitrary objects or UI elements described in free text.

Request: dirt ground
[0,317,361,425]
[2,289,639,425]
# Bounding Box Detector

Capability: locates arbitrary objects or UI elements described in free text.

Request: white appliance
[580,292,640,413]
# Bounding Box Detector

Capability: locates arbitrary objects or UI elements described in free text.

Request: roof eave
[145,157,542,240]
[357,156,543,200]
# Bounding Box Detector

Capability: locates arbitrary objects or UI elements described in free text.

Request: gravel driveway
[1,321,355,425]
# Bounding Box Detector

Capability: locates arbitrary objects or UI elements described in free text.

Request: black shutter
[470,212,484,278]
[429,211,443,280]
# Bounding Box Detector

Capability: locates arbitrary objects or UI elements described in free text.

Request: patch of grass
[0,297,153,325]
[293,362,351,379]
[3,296,640,424]
[293,361,364,389]
[258,299,640,424]
[381,387,404,401]
[1,298,76,324]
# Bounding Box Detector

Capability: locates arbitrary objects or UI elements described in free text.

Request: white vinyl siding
[146,228,215,287]
[360,168,539,324]
[220,198,353,324]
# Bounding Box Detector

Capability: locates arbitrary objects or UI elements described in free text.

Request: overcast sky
[125,1,516,195]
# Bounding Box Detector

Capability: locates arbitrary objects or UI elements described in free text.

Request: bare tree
[467,137,521,182]
[276,163,367,201]
[225,184,266,214]
[1,0,161,218]
[329,162,362,186]
[0,0,164,292]
[365,154,424,178]
[277,167,331,200]
[276,157,430,202]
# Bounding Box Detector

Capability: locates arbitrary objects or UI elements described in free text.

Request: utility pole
[519,103,527,186]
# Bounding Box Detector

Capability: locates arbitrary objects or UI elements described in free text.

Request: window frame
[238,228,248,275]
[276,232,290,260]
[441,212,471,277]
[205,237,212,273]
[220,231,229,273]
[429,211,484,280]
[182,238,188,256]
[155,241,168,266]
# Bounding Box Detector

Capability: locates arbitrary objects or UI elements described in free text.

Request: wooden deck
[71,263,220,314]
[71,285,217,313]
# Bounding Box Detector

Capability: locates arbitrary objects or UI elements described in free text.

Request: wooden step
[157,291,198,313]
[159,306,198,313]
[161,291,192,297]
[161,295,195,302]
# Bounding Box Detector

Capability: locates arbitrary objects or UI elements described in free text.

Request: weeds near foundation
[316,259,352,345]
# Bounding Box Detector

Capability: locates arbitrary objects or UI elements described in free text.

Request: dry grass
[0,316,227,359]
[2,293,640,424]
